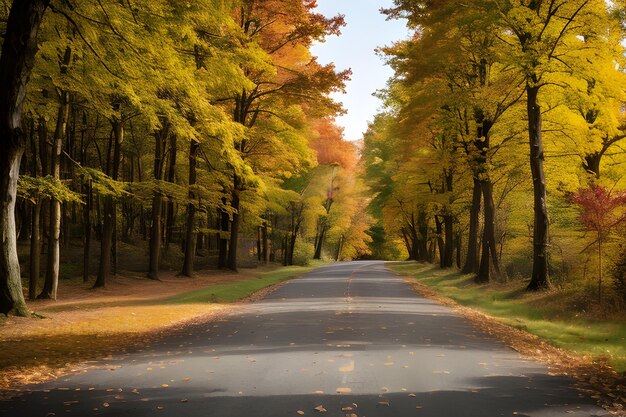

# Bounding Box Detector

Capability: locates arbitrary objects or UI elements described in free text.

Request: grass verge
[389,262,626,415]
[388,262,626,372]
[165,263,323,304]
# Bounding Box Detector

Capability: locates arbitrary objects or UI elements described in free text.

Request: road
[0,261,609,416]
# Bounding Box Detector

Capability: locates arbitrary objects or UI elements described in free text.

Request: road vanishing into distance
[0,261,609,417]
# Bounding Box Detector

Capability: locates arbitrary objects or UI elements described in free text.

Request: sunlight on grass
[165,264,321,304]
[389,262,626,372]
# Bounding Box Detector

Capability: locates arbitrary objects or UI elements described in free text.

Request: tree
[0,0,49,316]
[490,0,610,290]
[571,184,626,304]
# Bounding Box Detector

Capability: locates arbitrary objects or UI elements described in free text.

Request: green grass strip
[389,262,626,373]
[164,263,324,304]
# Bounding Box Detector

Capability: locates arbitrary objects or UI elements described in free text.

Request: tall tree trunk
[28,118,43,299]
[262,221,269,264]
[218,201,229,269]
[443,215,454,268]
[314,224,326,260]
[94,119,123,288]
[148,124,168,280]
[227,182,241,271]
[257,226,262,262]
[476,179,501,283]
[181,140,198,277]
[335,235,344,262]
[417,210,429,262]
[401,228,412,260]
[148,193,163,280]
[39,89,70,300]
[0,0,48,315]
[29,202,41,299]
[526,83,550,290]
[463,178,481,273]
[435,216,445,268]
[456,232,462,269]
[82,179,92,282]
[227,180,241,271]
[165,134,177,248]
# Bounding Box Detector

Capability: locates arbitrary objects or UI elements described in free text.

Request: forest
[363,0,626,314]
[0,0,625,335]
[1,1,626,415]
[0,0,373,317]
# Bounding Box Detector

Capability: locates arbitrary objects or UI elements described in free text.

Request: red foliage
[571,185,626,234]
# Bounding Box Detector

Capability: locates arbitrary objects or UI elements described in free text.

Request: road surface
[0,261,608,416]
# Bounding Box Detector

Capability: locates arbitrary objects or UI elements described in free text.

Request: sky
[310,0,409,142]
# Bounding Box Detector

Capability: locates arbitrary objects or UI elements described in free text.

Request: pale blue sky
[310,0,408,142]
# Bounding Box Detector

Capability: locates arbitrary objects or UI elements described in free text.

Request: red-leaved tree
[571,185,626,305]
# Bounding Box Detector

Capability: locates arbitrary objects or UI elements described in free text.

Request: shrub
[292,239,315,266]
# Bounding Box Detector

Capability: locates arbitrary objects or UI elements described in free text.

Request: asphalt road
[1,261,609,417]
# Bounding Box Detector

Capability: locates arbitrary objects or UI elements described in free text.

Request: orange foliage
[312,118,358,170]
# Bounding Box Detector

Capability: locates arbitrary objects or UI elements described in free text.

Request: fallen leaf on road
[312,390,324,394]
[336,387,352,394]
[341,407,353,411]
[378,400,390,406]
[297,411,305,415]
[384,362,394,366]
[314,405,327,413]
[408,393,416,397]
[181,378,190,381]
[180,399,188,403]
[161,384,169,388]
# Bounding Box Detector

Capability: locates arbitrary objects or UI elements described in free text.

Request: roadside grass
[165,262,324,304]
[389,262,626,373]
[0,263,322,391]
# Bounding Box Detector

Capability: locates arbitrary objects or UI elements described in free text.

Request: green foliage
[78,167,128,198]
[292,238,315,266]
[18,176,82,204]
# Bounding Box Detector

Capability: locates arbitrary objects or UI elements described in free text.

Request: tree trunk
[227,181,241,271]
[314,224,326,260]
[335,235,344,262]
[476,179,501,283]
[148,193,163,280]
[257,226,262,262]
[165,134,177,248]
[526,83,551,290]
[28,118,42,299]
[463,178,481,274]
[39,89,69,300]
[456,232,462,269]
[417,210,429,262]
[262,221,269,264]
[443,215,454,268]
[94,119,123,288]
[0,0,48,315]
[148,123,168,280]
[435,216,445,268]
[218,203,229,269]
[82,179,92,282]
[28,201,41,298]
[181,140,198,277]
